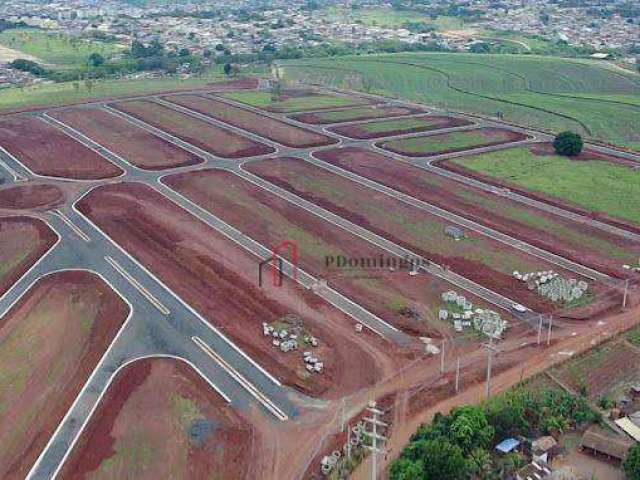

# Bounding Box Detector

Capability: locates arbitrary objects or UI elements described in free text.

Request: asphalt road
[0,83,635,479]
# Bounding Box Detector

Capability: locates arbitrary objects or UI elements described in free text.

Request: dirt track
[163,94,338,148]
[58,357,259,480]
[0,271,129,480]
[0,184,64,210]
[329,115,472,139]
[111,100,274,158]
[49,107,202,170]
[314,146,640,280]
[0,116,123,180]
[0,216,57,295]
[78,182,398,398]
[290,105,425,124]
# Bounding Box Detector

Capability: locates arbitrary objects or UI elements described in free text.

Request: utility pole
[537,314,543,345]
[363,401,388,480]
[455,357,461,393]
[546,315,553,346]
[440,340,445,374]
[623,279,629,309]
[484,338,499,398]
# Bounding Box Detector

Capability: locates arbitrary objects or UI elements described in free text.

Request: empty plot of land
[291,105,425,124]
[220,90,373,113]
[163,94,337,148]
[59,358,258,480]
[0,184,63,210]
[49,107,201,170]
[446,143,640,231]
[0,271,129,480]
[78,182,388,397]
[0,216,57,295]
[164,169,512,337]
[0,116,123,179]
[245,157,577,312]
[330,115,472,139]
[313,147,640,279]
[111,100,274,158]
[378,127,527,157]
[551,340,640,400]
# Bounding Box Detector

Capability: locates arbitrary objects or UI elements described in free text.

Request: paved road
[0,83,634,479]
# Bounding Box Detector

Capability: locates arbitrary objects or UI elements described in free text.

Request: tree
[553,131,583,156]
[396,438,468,480]
[87,52,104,67]
[178,47,190,57]
[625,444,640,480]
[468,447,493,479]
[449,405,495,454]
[223,62,232,76]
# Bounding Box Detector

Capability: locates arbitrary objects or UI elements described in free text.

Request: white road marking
[51,210,91,242]
[105,256,170,315]
[192,335,288,422]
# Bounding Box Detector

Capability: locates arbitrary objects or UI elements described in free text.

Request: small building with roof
[580,426,633,462]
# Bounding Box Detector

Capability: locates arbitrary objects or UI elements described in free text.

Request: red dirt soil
[290,105,426,125]
[163,169,519,334]
[0,115,123,180]
[245,157,571,313]
[0,215,57,295]
[77,182,392,398]
[49,107,202,170]
[312,146,640,281]
[163,94,338,148]
[110,99,274,158]
[377,127,528,157]
[59,358,257,480]
[329,115,473,140]
[0,184,64,210]
[0,271,129,480]
[438,142,640,235]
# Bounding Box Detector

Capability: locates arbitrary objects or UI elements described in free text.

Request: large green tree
[553,131,584,156]
[392,438,469,480]
[449,405,495,454]
[625,444,640,480]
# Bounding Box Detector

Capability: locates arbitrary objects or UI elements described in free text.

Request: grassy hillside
[281,53,640,150]
[0,28,124,67]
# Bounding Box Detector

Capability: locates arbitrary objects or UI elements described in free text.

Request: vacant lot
[50,107,201,170]
[291,104,425,124]
[448,144,640,229]
[246,156,565,311]
[163,94,336,148]
[313,147,640,278]
[111,100,274,158]
[78,182,389,397]
[282,53,640,150]
[0,184,63,210]
[220,90,372,113]
[330,115,472,139]
[165,169,515,336]
[550,340,640,400]
[0,271,129,480]
[0,116,123,179]
[59,358,257,480]
[378,127,526,156]
[0,216,58,295]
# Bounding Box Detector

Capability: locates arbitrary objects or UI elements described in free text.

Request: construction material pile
[262,314,324,375]
[513,270,589,303]
[439,290,508,338]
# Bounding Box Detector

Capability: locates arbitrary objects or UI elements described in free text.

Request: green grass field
[381,128,514,154]
[452,146,640,225]
[281,53,640,150]
[0,74,231,113]
[324,7,464,30]
[0,28,124,67]
[221,90,367,112]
